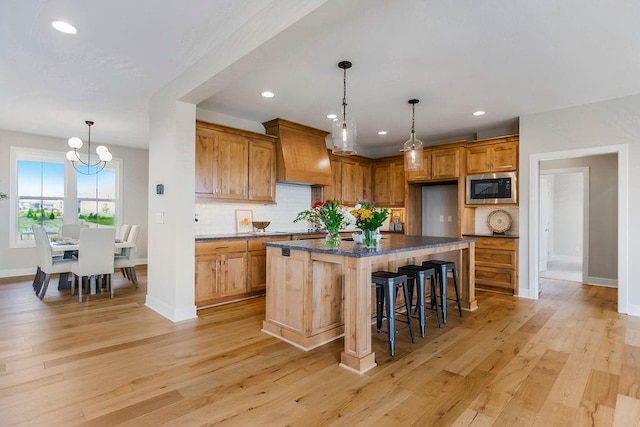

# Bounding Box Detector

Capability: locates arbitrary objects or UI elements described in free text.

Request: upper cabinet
[341,157,372,206]
[312,154,372,205]
[373,157,405,207]
[466,137,518,174]
[195,121,277,203]
[406,145,464,183]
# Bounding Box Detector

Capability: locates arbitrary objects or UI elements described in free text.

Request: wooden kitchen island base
[262,235,477,374]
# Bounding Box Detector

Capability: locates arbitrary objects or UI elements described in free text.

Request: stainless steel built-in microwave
[466,172,517,205]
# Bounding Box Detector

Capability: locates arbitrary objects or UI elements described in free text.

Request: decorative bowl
[252,221,271,232]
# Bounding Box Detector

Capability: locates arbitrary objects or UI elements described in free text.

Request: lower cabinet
[195,236,290,308]
[474,236,518,295]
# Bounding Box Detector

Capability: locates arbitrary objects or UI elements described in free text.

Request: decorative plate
[487,209,512,234]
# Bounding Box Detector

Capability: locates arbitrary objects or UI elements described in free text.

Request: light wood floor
[1,270,639,426]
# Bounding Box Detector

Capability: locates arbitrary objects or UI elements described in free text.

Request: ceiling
[3,0,640,157]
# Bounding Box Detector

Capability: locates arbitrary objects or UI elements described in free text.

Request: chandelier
[66,120,112,175]
[402,99,424,171]
[331,60,357,155]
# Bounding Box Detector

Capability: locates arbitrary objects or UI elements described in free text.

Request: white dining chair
[114,224,139,286]
[115,224,132,255]
[118,224,132,242]
[70,228,116,302]
[32,224,77,299]
[62,223,89,239]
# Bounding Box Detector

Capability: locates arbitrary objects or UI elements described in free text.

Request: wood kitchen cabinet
[247,236,289,292]
[195,121,277,203]
[321,157,343,201]
[195,239,247,307]
[341,158,371,205]
[373,157,405,207]
[312,154,372,205]
[466,136,518,174]
[406,145,463,183]
[473,236,518,295]
[196,235,291,308]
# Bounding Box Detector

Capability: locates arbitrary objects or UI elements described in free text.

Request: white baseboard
[0,267,36,279]
[626,303,640,317]
[585,276,618,288]
[145,295,197,322]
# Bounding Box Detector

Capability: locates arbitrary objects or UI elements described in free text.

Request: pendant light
[66,120,112,175]
[403,99,424,171]
[331,60,357,155]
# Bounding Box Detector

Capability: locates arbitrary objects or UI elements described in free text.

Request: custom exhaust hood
[263,118,333,186]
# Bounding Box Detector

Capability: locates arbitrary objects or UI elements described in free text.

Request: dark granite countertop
[462,233,519,239]
[195,231,325,241]
[263,234,477,258]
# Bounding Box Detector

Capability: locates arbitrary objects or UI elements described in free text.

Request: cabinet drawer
[475,266,516,291]
[248,236,290,251]
[476,248,516,270]
[196,240,247,255]
[475,237,517,250]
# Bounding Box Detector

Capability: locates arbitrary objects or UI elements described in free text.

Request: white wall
[541,155,617,279]
[0,129,149,277]
[520,94,637,314]
[551,173,583,259]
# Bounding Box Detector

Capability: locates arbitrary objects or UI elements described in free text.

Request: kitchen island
[262,234,476,374]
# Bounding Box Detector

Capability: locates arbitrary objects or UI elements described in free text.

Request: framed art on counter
[235,209,253,233]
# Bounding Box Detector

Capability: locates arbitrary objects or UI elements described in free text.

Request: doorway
[539,167,589,284]
[529,145,627,313]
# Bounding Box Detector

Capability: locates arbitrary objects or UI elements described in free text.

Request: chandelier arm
[71,160,106,175]
[71,148,106,167]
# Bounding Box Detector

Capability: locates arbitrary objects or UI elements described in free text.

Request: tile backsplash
[195,183,314,235]
[474,206,519,235]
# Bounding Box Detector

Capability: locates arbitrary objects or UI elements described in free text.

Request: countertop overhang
[264,234,477,258]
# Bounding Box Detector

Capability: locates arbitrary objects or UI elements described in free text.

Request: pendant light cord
[342,66,347,124]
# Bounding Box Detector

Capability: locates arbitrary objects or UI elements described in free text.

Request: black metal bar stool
[422,260,463,324]
[397,264,441,338]
[371,271,415,356]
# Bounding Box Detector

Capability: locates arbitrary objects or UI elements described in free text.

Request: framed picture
[235,209,253,233]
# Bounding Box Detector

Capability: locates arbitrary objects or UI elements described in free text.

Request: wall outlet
[448,215,452,222]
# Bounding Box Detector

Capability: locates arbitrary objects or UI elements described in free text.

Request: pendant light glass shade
[403,99,424,171]
[331,61,357,155]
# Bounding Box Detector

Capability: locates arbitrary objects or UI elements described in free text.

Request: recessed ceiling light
[377,131,387,135]
[261,91,274,98]
[327,114,337,119]
[52,21,77,34]
[473,110,486,116]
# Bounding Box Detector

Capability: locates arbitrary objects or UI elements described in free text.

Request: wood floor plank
[532,400,577,426]
[511,349,570,412]
[619,344,640,399]
[582,369,619,409]
[1,272,637,425]
[612,394,640,427]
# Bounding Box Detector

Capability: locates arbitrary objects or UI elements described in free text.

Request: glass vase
[362,229,377,248]
[325,231,341,248]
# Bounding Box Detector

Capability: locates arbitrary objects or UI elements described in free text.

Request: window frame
[9,146,123,248]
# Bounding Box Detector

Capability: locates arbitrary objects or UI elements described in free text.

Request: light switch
[439,215,444,222]
[155,212,164,224]
[448,216,452,222]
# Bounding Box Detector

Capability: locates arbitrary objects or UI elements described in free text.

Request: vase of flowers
[294,200,352,248]
[350,202,390,248]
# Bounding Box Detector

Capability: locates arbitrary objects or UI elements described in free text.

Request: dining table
[50,238,135,293]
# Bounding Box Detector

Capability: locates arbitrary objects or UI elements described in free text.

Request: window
[77,164,118,227]
[10,147,122,248]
